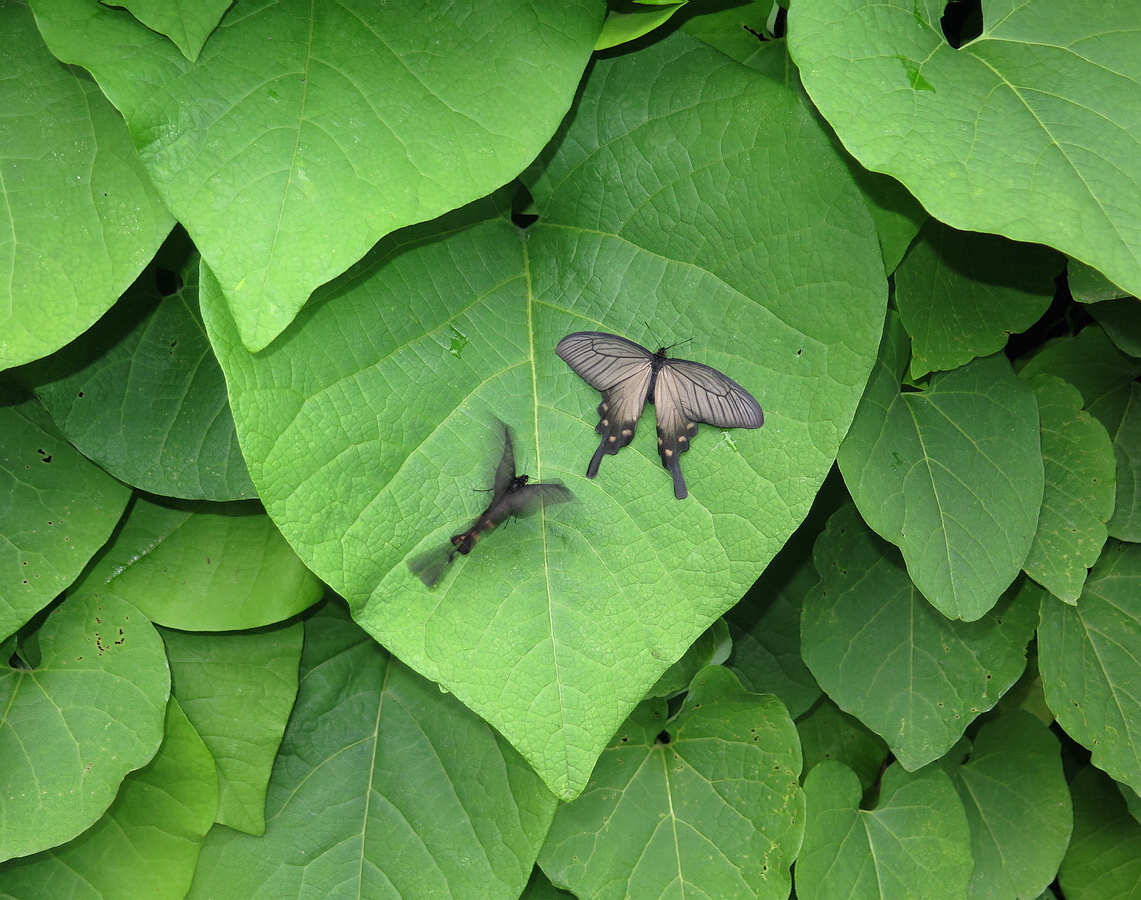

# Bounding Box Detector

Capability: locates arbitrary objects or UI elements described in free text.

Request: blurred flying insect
[407,422,573,587]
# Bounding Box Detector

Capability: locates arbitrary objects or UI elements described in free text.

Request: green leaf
[788,0,1141,298]
[847,166,928,276]
[1022,375,1115,603]
[70,495,323,632]
[895,222,1062,379]
[596,0,687,51]
[1019,326,1141,426]
[1018,326,1141,541]
[950,710,1072,900]
[204,32,887,798]
[0,700,217,899]
[0,390,131,642]
[1068,260,1129,304]
[30,0,602,351]
[24,242,255,501]
[0,0,173,371]
[796,699,889,793]
[681,0,776,64]
[115,0,227,61]
[1059,767,1141,900]
[648,618,731,699]
[839,312,1044,620]
[189,602,556,900]
[802,504,1039,770]
[0,591,169,862]
[161,624,302,835]
[1088,298,1141,359]
[1039,541,1141,796]
[726,538,823,719]
[1105,385,1141,542]
[796,760,973,900]
[539,667,804,900]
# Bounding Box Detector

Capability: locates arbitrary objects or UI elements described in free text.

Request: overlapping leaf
[0,0,173,370]
[30,0,602,350]
[26,242,255,501]
[161,624,302,835]
[1019,325,1141,542]
[0,592,169,861]
[1022,375,1114,602]
[189,603,556,900]
[0,391,131,642]
[789,0,1141,297]
[950,711,1071,900]
[839,313,1043,620]
[70,495,323,631]
[0,701,216,899]
[203,33,887,798]
[1059,767,1141,899]
[895,222,1062,379]
[796,761,973,899]
[539,667,804,900]
[1039,541,1141,795]
[802,504,1039,769]
[796,700,888,793]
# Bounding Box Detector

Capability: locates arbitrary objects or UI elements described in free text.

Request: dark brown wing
[653,358,764,500]
[407,544,458,587]
[556,332,655,478]
[492,422,516,497]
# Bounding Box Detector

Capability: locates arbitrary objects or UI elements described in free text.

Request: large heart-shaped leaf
[796,761,973,899]
[204,33,887,798]
[30,0,602,350]
[538,667,804,900]
[802,504,1039,770]
[839,313,1043,620]
[789,0,1141,298]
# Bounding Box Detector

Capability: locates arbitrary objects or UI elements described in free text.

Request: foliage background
[1,0,1139,896]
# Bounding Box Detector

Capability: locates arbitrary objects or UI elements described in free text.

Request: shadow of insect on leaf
[407,422,574,588]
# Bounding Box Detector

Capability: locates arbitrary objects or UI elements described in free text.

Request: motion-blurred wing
[653,360,764,499]
[492,422,517,497]
[407,544,456,588]
[556,332,655,478]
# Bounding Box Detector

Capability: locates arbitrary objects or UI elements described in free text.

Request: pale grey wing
[653,361,763,500]
[492,422,517,497]
[556,332,656,391]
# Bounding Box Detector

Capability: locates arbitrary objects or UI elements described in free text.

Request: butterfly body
[557,331,763,499]
[409,428,572,586]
